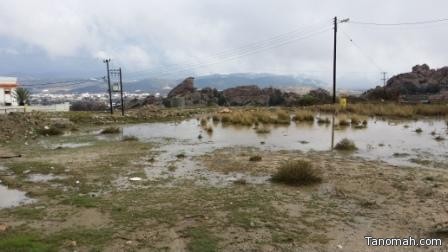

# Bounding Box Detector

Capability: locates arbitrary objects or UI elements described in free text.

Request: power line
[137,26,333,79]
[349,18,448,26]
[126,20,333,77]
[20,78,102,87]
[341,30,384,73]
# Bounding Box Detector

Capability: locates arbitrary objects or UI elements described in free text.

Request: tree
[13,87,31,106]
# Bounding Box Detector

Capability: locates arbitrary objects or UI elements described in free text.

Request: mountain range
[24,73,325,95]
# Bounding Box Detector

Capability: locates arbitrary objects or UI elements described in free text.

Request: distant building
[0,77,18,106]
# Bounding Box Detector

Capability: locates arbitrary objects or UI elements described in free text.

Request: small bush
[122,136,138,141]
[255,127,270,134]
[38,126,64,136]
[212,115,220,122]
[100,127,121,134]
[200,117,208,126]
[334,138,357,151]
[317,117,331,124]
[435,136,445,141]
[249,155,262,162]
[350,116,361,125]
[415,128,423,133]
[271,160,322,186]
[293,111,314,122]
[204,125,213,133]
[338,118,350,127]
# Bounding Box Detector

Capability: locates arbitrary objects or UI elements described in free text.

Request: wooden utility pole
[119,68,125,116]
[333,17,338,104]
[332,17,349,104]
[381,72,387,87]
[103,59,113,114]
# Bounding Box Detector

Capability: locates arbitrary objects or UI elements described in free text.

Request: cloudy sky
[0,0,447,88]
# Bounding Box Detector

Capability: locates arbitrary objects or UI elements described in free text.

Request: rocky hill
[363,64,448,102]
[132,77,332,108]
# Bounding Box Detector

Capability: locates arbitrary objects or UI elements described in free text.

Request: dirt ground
[0,110,448,251]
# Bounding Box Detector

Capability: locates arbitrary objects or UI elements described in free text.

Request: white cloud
[0,0,447,88]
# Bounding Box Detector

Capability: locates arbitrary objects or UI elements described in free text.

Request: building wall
[0,87,18,106]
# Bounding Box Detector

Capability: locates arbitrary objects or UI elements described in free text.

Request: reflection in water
[331,114,335,150]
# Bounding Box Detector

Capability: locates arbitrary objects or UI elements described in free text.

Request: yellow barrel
[339,98,347,109]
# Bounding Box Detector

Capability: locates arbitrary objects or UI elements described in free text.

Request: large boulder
[363,64,448,100]
[165,77,219,107]
[222,85,270,106]
[167,77,196,98]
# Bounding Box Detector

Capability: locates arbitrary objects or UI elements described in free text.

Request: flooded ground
[1,109,448,251]
[0,184,34,208]
[122,116,448,180]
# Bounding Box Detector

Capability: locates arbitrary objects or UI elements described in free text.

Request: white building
[0,77,18,106]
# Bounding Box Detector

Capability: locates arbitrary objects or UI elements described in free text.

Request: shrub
[271,160,322,186]
[38,126,64,136]
[317,117,331,124]
[435,136,445,141]
[415,128,423,133]
[334,138,357,151]
[100,127,121,134]
[255,127,270,134]
[350,116,361,125]
[293,111,314,122]
[204,125,213,133]
[338,118,350,127]
[212,115,220,122]
[122,136,138,141]
[200,117,207,126]
[249,155,262,162]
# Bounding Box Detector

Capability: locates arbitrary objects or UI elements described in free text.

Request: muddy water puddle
[122,117,448,184]
[0,184,35,208]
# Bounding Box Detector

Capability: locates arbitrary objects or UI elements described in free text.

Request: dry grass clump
[255,127,270,134]
[122,135,138,141]
[275,110,291,124]
[337,116,350,127]
[200,117,208,126]
[317,117,331,124]
[350,116,361,125]
[292,110,314,122]
[100,126,121,134]
[38,126,64,136]
[212,109,291,126]
[309,103,448,118]
[249,155,262,162]
[435,136,445,141]
[334,138,357,151]
[271,160,322,186]
[414,104,448,116]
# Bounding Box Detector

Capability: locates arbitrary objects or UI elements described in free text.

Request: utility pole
[103,59,113,114]
[381,72,387,87]
[333,16,338,104]
[332,17,350,104]
[119,68,125,116]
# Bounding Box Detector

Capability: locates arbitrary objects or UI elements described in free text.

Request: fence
[0,102,70,114]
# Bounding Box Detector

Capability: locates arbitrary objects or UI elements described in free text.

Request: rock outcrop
[161,77,332,107]
[222,85,270,106]
[167,77,196,98]
[363,64,448,101]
